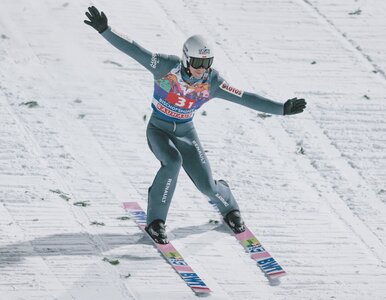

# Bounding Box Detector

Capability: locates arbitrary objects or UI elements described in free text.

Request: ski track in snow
[0,0,385,299]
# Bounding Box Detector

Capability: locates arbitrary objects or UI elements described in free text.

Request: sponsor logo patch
[215,193,229,207]
[219,81,244,98]
[150,53,160,69]
[155,102,194,119]
[199,47,210,55]
[161,178,173,203]
[192,140,206,164]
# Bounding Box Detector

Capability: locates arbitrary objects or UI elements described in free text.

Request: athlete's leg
[146,121,182,225]
[172,126,240,217]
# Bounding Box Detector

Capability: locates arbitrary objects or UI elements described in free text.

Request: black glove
[84,6,108,34]
[283,97,307,115]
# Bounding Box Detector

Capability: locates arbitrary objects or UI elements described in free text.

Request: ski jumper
[101,28,284,225]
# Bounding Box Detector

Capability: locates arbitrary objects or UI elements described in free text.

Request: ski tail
[235,227,286,279]
[208,199,286,280]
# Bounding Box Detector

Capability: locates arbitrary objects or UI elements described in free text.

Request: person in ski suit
[84,6,307,244]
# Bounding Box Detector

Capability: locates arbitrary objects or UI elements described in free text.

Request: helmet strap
[185,65,192,76]
[182,61,192,76]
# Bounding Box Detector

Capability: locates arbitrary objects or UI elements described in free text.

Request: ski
[208,200,286,281]
[123,202,211,296]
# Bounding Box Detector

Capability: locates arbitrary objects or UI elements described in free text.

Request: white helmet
[182,35,214,69]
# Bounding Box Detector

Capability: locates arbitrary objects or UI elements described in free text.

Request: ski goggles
[189,56,214,69]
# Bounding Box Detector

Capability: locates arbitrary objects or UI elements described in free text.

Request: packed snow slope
[1,0,386,299]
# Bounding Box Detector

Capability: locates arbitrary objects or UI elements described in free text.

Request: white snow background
[0,0,386,299]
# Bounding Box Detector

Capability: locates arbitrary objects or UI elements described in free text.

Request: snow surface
[1,0,386,299]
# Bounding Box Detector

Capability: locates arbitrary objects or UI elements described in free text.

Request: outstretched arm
[211,72,306,115]
[84,6,178,78]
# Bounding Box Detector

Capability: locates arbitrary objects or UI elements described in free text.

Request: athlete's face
[189,65,206,79]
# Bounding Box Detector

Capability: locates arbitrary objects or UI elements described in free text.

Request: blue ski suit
[101,28,285,225]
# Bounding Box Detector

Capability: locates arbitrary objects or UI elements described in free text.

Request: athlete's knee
[197,180,217,197]
[162,149,183,170]
[197,178,231,196]
[205,179,232,196]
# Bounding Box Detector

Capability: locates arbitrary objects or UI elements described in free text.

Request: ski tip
[268,276,281,286]
[266,271,286,286]
[192,286,211,296]
[194,289,212,297]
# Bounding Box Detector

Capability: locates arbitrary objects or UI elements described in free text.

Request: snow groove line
[264,118,386,264]
[38,0,156,205]
[0,89,138,300]
[300,0,386,81]
[253,53,386,264]
[0,199,68,297]
[286,0,386,248]
[255,106,386,262]
[0,94,70,296]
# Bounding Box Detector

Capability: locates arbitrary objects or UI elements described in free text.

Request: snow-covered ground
[1,0,386,299]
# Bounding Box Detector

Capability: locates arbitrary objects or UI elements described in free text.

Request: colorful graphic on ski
[123,202,211,295]
[208,200,286,279]
[235,227,286,279]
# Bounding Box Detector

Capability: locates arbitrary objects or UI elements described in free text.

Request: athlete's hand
[283,97,307,115]
[84,6,108,34]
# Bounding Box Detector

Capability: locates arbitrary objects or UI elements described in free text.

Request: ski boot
[224,210,246,234]
[145,219,169,244]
